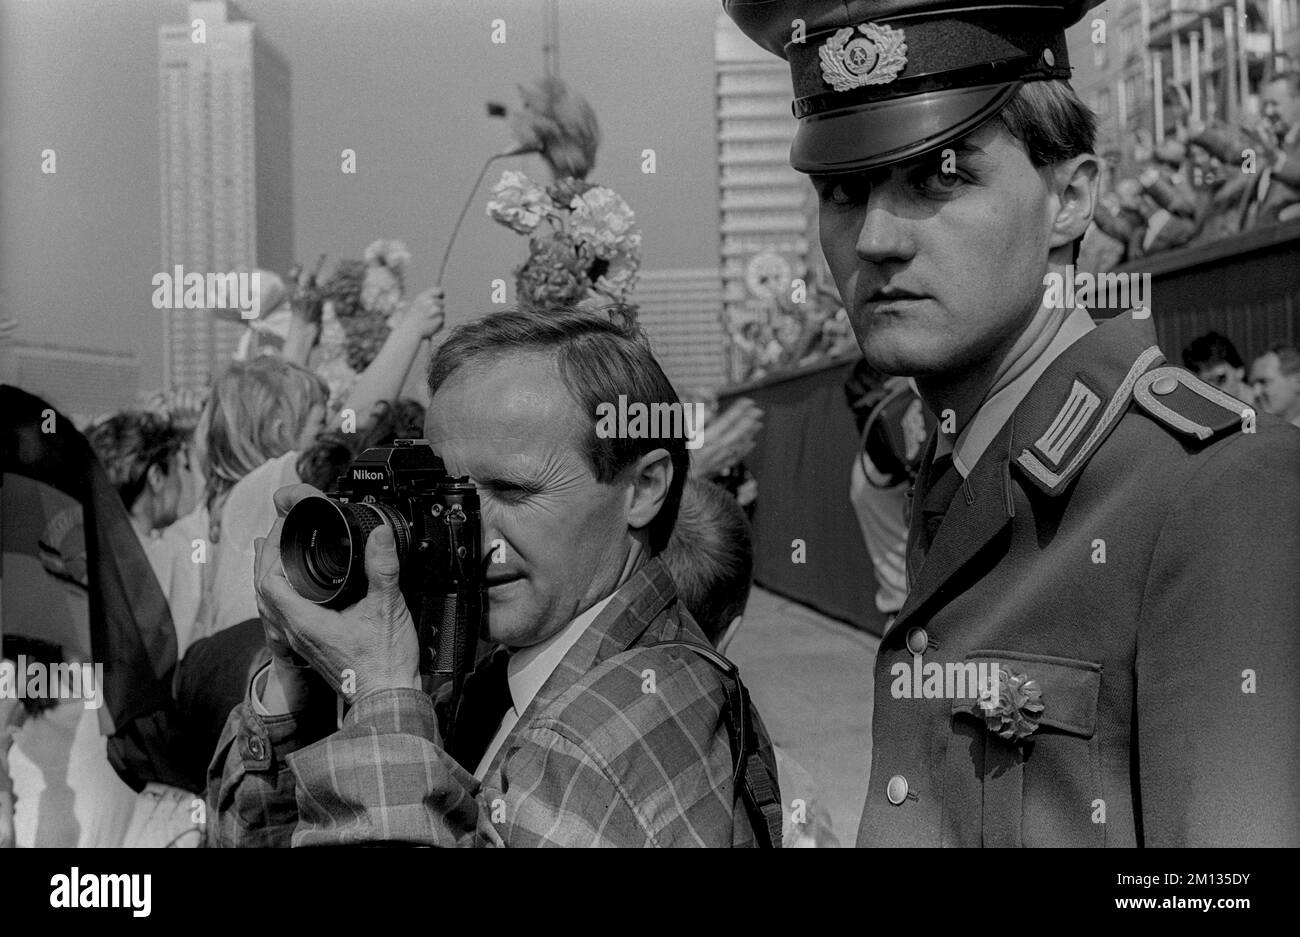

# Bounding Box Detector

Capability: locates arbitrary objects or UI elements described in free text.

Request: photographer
[206,306,779,847]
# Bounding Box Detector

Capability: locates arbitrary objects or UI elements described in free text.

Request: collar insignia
[1032,378,1102,472]
[819,22,908,92]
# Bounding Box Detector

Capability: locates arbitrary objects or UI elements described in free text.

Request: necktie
[445,648,513,772]
[917,453,964,560]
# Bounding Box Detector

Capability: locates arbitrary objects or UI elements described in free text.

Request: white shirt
[473,593,615,780]
[199,451,300,641]
[936,306,1096,478]
[135,507,207,659]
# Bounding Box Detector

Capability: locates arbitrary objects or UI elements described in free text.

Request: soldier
[724,0,1300,846]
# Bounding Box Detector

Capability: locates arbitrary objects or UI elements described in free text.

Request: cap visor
[791,82,1021,174]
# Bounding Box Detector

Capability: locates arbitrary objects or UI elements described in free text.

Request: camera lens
[281,496,410,608]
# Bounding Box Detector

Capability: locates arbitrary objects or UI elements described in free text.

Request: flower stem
[436,147,536,288]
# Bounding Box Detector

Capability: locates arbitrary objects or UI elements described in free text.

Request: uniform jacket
[858,314,1300,847]
[207,558,777,847]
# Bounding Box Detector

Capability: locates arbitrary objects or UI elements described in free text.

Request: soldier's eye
[913,167,967,196]
[815,176,871,207]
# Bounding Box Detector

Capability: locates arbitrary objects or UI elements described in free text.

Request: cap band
[787,8,1072,120]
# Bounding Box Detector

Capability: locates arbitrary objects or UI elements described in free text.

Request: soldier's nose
[855,192,915,265]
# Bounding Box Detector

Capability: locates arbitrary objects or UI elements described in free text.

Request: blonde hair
[202,357,329,541]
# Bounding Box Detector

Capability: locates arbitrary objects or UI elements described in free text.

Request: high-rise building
[715,12,816,384]
[158,0,291,390]
[1070,0,1298,177]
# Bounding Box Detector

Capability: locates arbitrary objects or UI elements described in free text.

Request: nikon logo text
[151,266,261,320]
[352,469,385,480]
[50,868,151,917]
[594,396,705,450]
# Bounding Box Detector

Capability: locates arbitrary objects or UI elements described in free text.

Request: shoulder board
[1132,366,1254,442]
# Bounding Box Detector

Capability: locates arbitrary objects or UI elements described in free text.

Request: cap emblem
[819,22,908,92]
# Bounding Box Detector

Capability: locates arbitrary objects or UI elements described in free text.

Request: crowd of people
[1182,330,1300,426]
[0,258,795,846]
[1081,71,1300,271]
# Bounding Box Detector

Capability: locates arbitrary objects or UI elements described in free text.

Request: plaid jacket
[206,559,777,847]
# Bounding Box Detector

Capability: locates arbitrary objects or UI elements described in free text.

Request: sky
[0,0,726,394]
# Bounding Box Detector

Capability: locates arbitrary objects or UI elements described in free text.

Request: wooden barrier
[719,220,1299,636]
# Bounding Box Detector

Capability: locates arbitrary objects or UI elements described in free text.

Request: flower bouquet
[488,171,642,309]
[485,77,642,316]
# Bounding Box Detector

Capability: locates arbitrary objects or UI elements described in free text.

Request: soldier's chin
[853,319,951,378]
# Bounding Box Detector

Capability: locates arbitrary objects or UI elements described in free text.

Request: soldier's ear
[1048,152,1100,252]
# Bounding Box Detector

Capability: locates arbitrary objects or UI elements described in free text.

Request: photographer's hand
[254,484,421,713]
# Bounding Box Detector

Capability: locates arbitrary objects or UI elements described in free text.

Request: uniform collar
[890,312,1163,637]
[1008,312,1163,496]
[936,305,1096,478]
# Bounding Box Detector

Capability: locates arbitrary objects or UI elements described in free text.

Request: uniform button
[886,775,909,806]
[248,737,266,760]
[1042,48,1056,67]
[905,627,928,655]
[1152,376,1179,395]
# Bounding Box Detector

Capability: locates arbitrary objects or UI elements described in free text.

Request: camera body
[281,439,485,682]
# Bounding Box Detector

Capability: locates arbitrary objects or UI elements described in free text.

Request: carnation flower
[979,667,1045,742]
[568,186,637,258]
[487,170,555,235]
[363,239,411,275]
[515,232,593,307]
[361,263,403,319]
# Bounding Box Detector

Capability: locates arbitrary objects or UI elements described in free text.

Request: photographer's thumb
[365,525,404,616]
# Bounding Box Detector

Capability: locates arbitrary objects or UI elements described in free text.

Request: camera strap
[646,640,784,848]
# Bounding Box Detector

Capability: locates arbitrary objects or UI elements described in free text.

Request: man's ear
[1049,153,1100,251]
[625,447,673,535]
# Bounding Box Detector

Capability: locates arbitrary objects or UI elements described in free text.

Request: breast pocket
[947,651,1104,848]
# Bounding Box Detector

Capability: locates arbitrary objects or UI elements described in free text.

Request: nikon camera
[280,439,485,687]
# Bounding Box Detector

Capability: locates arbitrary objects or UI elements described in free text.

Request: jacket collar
[507,557,683,724]
[1009,313,1162,497]
[887,313,1163,637]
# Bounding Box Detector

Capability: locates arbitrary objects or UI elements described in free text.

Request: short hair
[297,397,427,490]
[426,305,688,554]
[1183,331,1244,371]
[997,80,1098,169]
[661,478,754,644]
[85,410,188,512]
[996,80,1097,263]
[202,356,329,541]
[1267,344,1300,377]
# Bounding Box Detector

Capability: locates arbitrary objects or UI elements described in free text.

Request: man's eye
[490,484,532,503]
[914,168,967,195]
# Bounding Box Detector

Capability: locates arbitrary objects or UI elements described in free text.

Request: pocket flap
[951,650,1102,738]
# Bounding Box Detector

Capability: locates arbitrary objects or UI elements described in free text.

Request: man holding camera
[206,307,779,847]
[725,0,1300,846]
